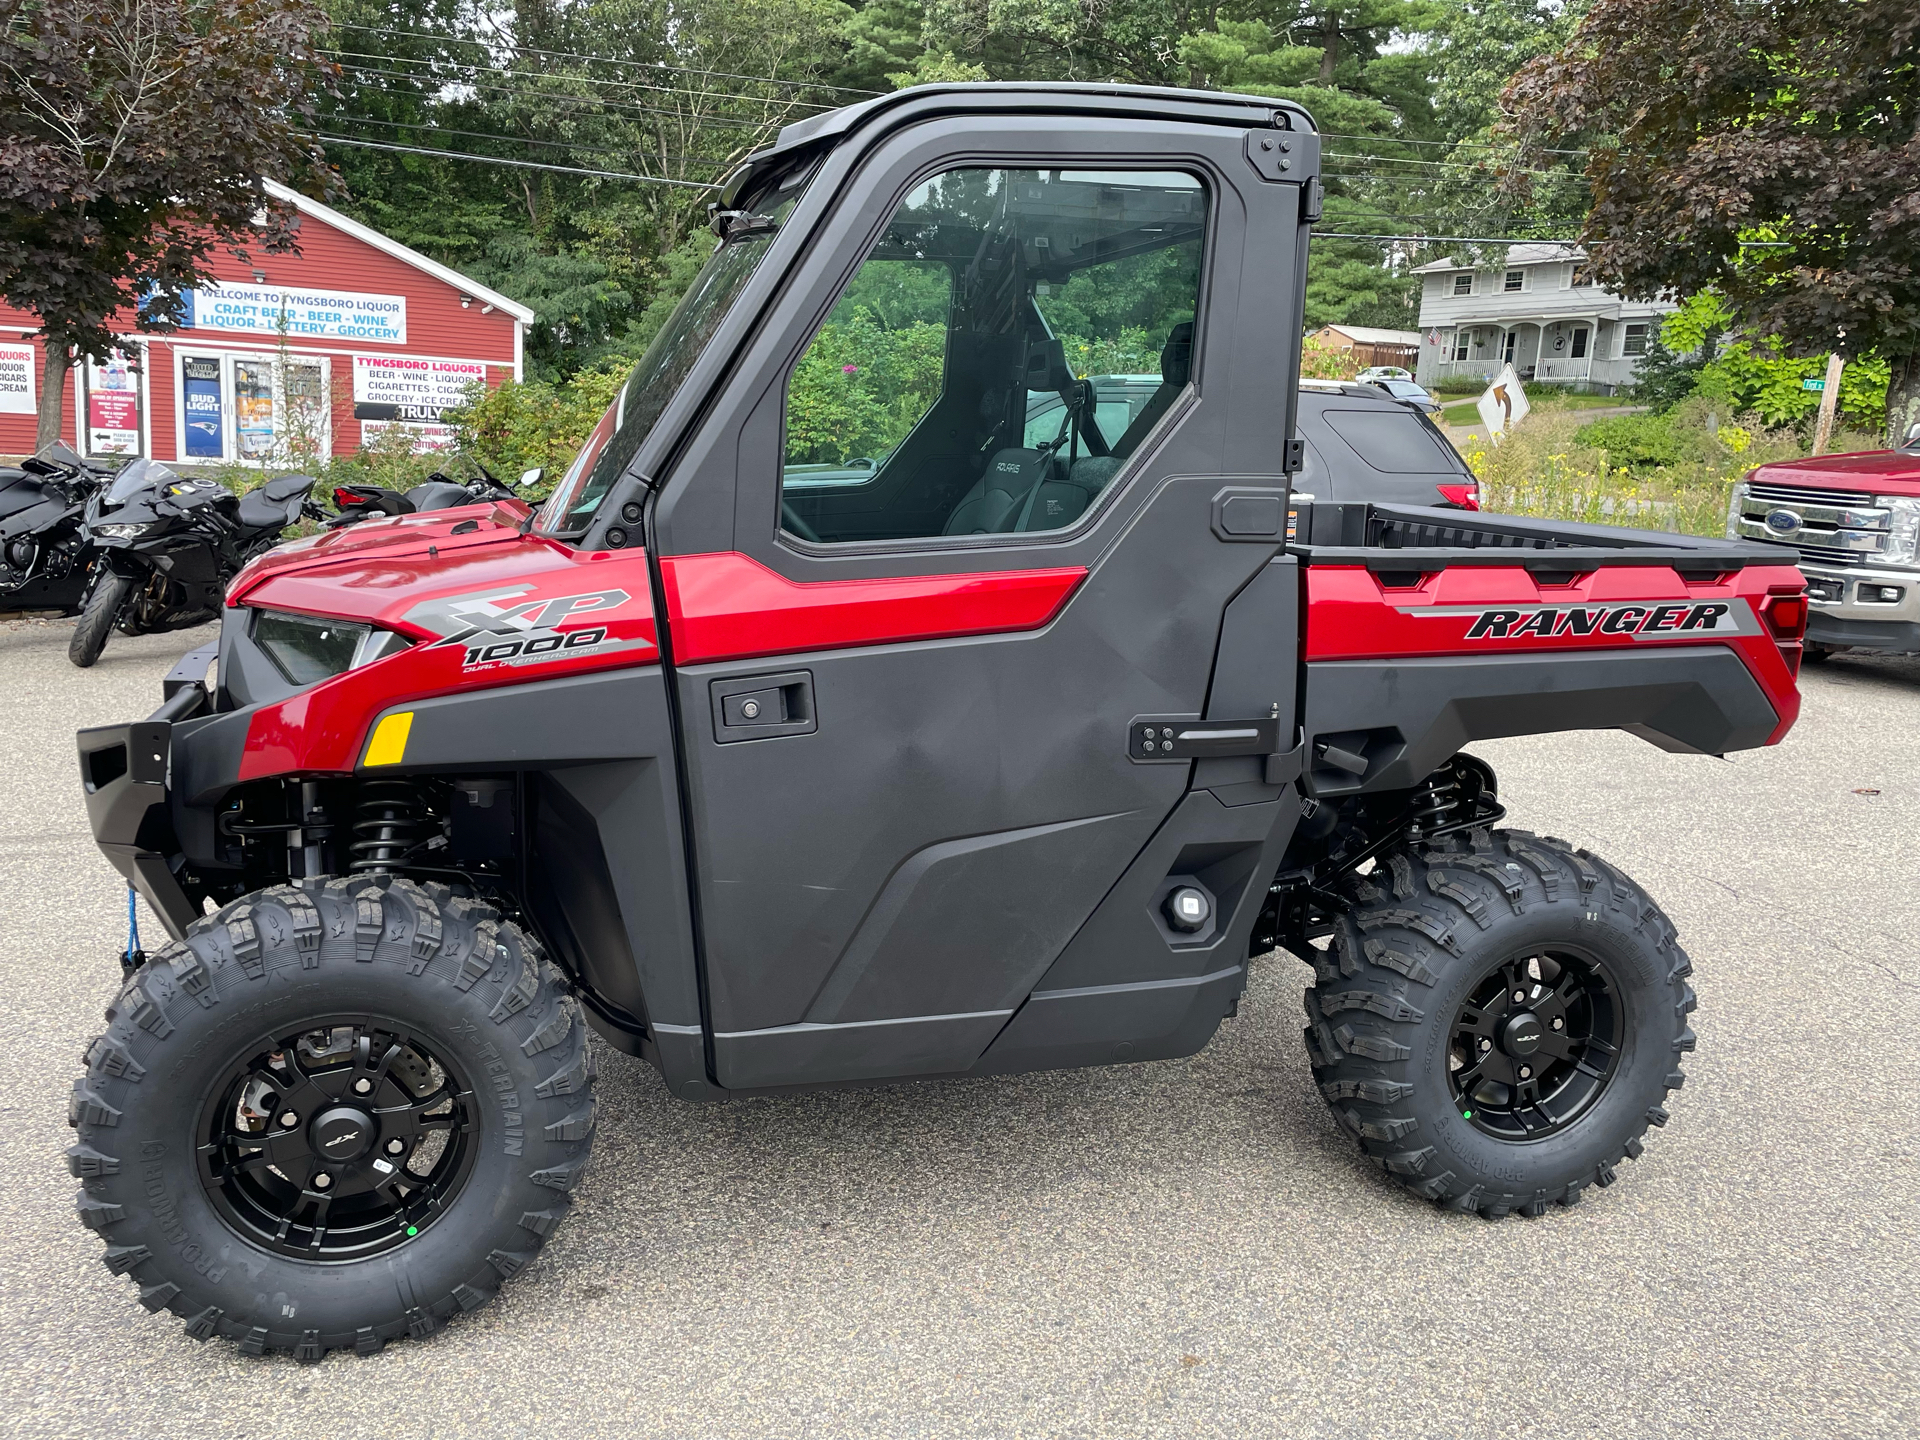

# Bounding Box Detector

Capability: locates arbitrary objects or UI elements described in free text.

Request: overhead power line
[1318,130,1593,158]
[334,63,774,130]
[324,47,836,114]
[312,134,719,188]
[329,22,884,98]
[323,112,729,167]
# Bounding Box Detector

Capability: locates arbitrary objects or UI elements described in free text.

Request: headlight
[252,610,410,686]
[94,522,153,540]
[1724,481,1747,540]
[1875,495,1920,566]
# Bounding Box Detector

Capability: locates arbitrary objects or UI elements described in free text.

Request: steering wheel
[780,499,822,543]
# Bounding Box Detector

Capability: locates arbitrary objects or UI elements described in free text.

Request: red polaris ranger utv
[69,85,1807,1359]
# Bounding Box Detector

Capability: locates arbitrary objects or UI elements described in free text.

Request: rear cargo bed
[1288,504,1808,794]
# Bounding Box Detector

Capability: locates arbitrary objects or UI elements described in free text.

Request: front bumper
[1801,563,1920,653]
[76,645,219,942]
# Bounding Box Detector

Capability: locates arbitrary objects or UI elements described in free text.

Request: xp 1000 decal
[401,584,656,669]
[1404,599,1764,641]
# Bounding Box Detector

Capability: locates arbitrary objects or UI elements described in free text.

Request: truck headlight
[1724,481,1747,540]
[252,610,410,686]
[1875,496,1920,566]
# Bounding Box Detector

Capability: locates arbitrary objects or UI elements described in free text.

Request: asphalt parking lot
[0,616,1914,1440]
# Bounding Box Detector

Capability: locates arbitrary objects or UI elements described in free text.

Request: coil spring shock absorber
[1405,765,1463,844]
[349,779,430,873]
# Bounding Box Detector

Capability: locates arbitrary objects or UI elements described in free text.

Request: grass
[1459,405,1879,538]
[1443,388,1636,428]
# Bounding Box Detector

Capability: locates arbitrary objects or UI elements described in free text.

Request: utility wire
[335,63,777,130]
[325,47,835,113]
[330,22,884,98]
[313,134,720,187]
[1319,130,1593,158]
[322,112,729,167]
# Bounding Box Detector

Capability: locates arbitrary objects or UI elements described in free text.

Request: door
[652,117,1311,1088]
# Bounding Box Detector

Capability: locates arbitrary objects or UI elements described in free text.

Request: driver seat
[1110,321,1193,458]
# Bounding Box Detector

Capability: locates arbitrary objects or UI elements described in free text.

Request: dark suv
[788,377,1480,511]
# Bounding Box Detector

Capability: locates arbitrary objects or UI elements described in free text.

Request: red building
[0,179,533,465]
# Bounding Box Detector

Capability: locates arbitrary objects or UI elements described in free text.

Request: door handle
[710,671,817,743]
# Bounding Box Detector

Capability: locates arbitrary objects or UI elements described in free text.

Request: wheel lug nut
[1550,1016,1564,1031]
[313,1172,332,1190]
[1479,1038,1491,1051]
[279,1111,298,1127]
[1513,989,1526,1003]
[352,1078,373,1096]
[1518,1065,1532,1080]
[386,1138,405,1155]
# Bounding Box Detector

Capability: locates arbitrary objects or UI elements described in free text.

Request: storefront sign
[360,419,456,452]
[0,343,34,415]
[351,355,487,422]
[86,351,141,456]
[182,356,224,458]
[182,284,406,344]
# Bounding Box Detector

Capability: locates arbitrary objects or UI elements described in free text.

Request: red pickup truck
[67,83,1806,1360]
[1728,422,1920,658]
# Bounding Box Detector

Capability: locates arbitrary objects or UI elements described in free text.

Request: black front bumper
[1806,610,1920,654]
[76,644,219,942]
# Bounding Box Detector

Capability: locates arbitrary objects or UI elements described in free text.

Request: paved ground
[0,616,1914,1440]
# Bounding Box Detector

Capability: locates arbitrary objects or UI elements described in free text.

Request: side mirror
[1903,420,1920,452]
[518,467,544,488]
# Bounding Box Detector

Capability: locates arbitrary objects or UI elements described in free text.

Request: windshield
[105,458,177,504]
[540,167,815,536]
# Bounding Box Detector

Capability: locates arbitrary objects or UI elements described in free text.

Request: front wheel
[68,876,595,1358]
[68,572,129,667]
[1303,828,1694,1217]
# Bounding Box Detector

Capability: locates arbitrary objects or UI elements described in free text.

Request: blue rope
[124,886,143,965]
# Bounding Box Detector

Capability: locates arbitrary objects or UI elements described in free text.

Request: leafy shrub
[1575,412,1684,466]
[442,362,634,497]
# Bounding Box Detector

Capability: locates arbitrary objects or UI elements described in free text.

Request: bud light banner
[182,356,224,458]
[181,284,406,344]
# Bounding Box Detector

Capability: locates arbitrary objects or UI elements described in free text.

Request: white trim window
[1452,272,1474,296]
[175,349,331,466]
[1451,329,1471,361]
[1503,270,1525,292]
[1622,322,1651,357]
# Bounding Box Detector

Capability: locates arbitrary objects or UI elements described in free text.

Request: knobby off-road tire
[1302,828,1695,1218]
[67,875,596,1359]
[68,572,129,668]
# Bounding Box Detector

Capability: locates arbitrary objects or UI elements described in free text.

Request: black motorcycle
[0,441,114,615]
[325,463,540,528]
[69,461,319,667]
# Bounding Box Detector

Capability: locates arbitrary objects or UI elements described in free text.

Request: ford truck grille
[1734,482,1889,567]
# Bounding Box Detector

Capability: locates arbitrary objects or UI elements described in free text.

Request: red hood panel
[235,535,661,780]
[228,500,534,611]
[1748,449,1920,497]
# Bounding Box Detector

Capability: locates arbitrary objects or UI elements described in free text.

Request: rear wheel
[1302,828,1694,1217]
[68,876,595,1358]
[68,572,129,667]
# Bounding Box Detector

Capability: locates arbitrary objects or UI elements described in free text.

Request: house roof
[1316,324,1422,346]
[261,178,537,324]
[1412,243,1585,274]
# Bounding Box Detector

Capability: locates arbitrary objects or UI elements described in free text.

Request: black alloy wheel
[1446,950,1621,1141]
[197,1018,477,1261]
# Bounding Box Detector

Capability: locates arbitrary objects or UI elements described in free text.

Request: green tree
[1506,0,1920,445]
[0,0,335,446]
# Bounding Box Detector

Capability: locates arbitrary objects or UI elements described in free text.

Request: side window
[783,259,952,488]
[779,166,1208,544]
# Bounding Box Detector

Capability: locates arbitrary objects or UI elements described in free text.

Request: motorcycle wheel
[68,573,130,668]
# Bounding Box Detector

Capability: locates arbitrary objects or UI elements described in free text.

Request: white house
[1411,244,1676,393]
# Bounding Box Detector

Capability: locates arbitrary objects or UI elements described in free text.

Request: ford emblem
[1765,507,1802,534]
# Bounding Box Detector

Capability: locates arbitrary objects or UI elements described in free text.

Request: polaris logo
[1401,599,1764,640]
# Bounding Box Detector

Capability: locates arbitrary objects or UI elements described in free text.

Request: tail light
[1761,589,1809,678]
[332,487,361,510]
[1436,482,1479,510]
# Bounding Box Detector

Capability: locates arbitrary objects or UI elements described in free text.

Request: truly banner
[351,355,488,422]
